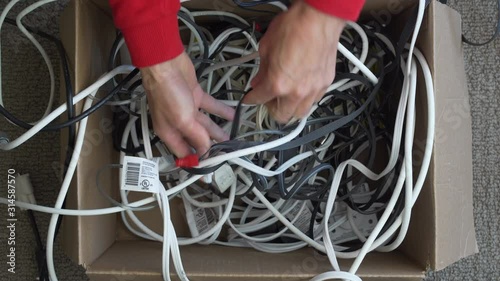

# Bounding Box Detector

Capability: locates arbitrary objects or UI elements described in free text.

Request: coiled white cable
[15,0,57,122]
[0,65,135,150]
[0,0,57,125]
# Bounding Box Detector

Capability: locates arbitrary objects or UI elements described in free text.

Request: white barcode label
[183,197,216,237]
[121,156,160,193]
[286,203,313,234]
[125,162,140,186]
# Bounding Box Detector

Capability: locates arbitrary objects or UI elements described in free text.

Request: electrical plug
[212,164,235,193]
[16,173,36,210]
[0,131,9,145]
[156,155,175,173]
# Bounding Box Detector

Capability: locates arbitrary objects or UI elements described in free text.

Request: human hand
[141,52,235,158]
[244,0,346,123]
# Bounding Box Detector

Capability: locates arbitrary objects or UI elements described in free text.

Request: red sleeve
[109,0,184,68]
[304,0,365,21]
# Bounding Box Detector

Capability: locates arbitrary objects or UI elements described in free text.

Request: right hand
[244,0,345,123]
[141,52,235,158]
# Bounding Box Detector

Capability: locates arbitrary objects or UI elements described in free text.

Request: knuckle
[270,78,290,96]
[174,114,194,129]
[295,85,310,97]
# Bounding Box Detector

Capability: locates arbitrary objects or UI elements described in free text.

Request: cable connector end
[16,173,36,210]
[0,131,9,145]
[156,155,175,173]
[212,164,235,193]
[175,154,199,168]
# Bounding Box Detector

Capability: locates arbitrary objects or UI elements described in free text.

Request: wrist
[120,13,184,68]
[140,52,187,93]
[141,60,171,92]
[293,0,346,39]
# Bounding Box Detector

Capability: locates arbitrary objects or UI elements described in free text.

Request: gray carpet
[0,0,498,280]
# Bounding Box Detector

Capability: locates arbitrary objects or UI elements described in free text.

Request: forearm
[109,0,184,68]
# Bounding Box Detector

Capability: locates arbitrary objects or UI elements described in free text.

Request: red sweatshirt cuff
[121,14,184,68]
[304,0,365,21]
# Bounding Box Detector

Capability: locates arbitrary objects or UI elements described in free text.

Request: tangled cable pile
[0,1,434,281]
[97,2,435,280]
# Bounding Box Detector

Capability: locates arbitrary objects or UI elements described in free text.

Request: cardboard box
[59,0,478,280]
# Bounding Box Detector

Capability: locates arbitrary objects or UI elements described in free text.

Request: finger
[244,79,275,105]
[199,89,236,121]
[250,56,269,88]
[197,112,230,142]
[294,92,317,119]
[314,85,329,103]
[178,120,212,156]
[250,69,264,88]
[155,123,193,158]
[245,57,276,105]
[266,96,300,124]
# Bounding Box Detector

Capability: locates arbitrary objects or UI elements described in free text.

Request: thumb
[244,81,275,105]
[244,60,274,105]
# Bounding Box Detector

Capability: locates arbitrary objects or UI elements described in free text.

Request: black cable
[177,11,210,77]
[1,20,140,131]
[108,31,123,71]
[86,1,429,253]
[282,163,334,200]
[118,136,162,154]
[0,68,140,131]
[4,19,137,278]
[230,91,248,140]
[4,18,74,281]
[270,67,385,152]
[49,68,140,129]
[2,19,74,133]
[27,210,48,281]
[462,0,500,46]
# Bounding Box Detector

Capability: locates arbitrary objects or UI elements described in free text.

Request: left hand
[244,0,346,123]
[141,53,235,158]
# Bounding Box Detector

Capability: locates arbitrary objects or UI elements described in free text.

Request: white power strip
[329,201,378,244]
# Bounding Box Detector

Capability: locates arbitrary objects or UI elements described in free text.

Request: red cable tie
[175,154,199,168]
[255,22,262,32]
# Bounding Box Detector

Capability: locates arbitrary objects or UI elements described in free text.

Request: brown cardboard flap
[397,1,477,271]
[427,1,478,269]
[397,0,436,270]
[87,241,424,280]
[60,0,119,267]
